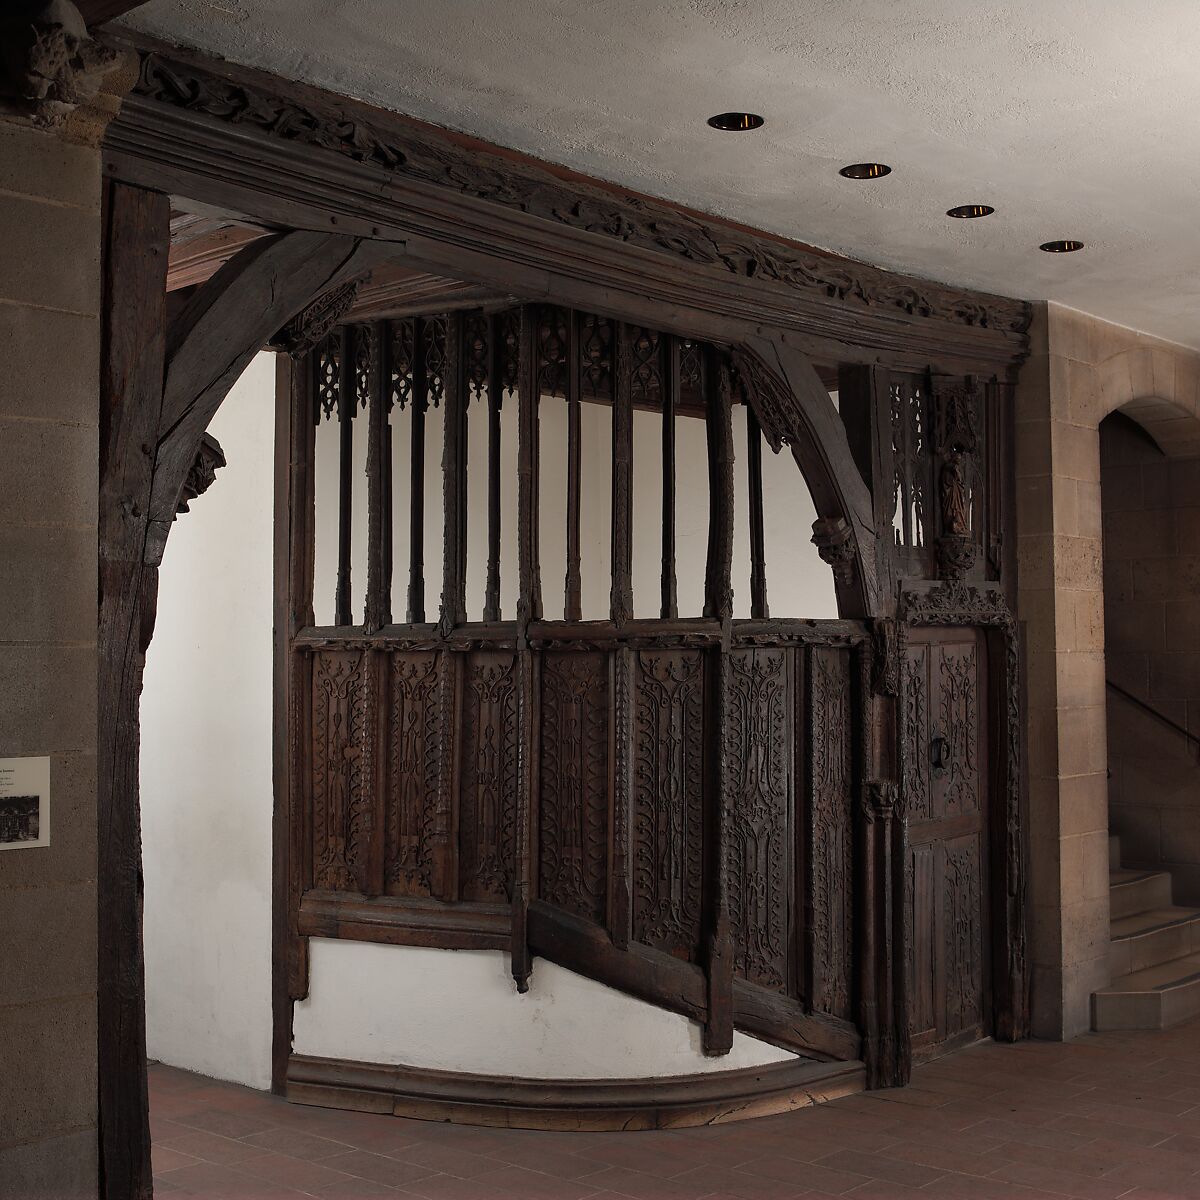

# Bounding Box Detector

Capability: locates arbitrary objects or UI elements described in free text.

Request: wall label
[0,756,50,850]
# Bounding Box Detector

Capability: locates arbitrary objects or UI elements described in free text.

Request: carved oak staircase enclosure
[1094,835,1200,1030]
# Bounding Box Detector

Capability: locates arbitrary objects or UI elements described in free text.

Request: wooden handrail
[1106,679,1200,753]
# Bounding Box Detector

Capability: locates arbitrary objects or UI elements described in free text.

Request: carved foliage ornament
[133,54,1030,336]
[175,432,225,515]
[270,278,362,358]
[811,516,856,587]
[0,1,119,128]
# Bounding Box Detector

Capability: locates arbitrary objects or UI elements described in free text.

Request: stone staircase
[1092,835,1200,1030]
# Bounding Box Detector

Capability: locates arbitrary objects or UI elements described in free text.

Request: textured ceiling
[123,0,1200,348]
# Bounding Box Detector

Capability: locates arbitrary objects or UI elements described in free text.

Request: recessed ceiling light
[706,112,765,132]
[1040,239,1084,253]
[839,162,892,179]
[947,204,995,219]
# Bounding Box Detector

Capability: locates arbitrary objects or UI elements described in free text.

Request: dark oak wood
[611,324,634,625]
[286,1050,865,1130]
[746,403,768,620]
[484,314,503,622]
[334,325,354,626]
[407,317,428,623]
[661,338,679,620]
[565,311,583,623]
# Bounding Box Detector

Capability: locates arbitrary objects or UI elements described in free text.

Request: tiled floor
[151,1021,1200,1199]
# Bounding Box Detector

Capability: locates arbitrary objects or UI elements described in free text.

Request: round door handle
[930,734,950,773]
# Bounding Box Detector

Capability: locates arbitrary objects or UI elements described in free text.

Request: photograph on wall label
[0,757,50,850]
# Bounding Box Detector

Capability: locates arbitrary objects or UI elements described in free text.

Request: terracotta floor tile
[179,1107,282,1140]
[158,1128,278,1166]
[734,1155,870,1195]
[810,1148,943,1189]
[240,1126,358,1162]
[321,1150,441,1189]
[473,1163,602,1200]
[398,1172,514,1200]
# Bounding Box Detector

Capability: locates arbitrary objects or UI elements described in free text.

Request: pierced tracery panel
[311,649,375,893]
[808,646,854,1018]
[725,647,790,991]
[632,650,705,958]
[459,651,520,903]
[539,651,609,924]
[384,652,440,898]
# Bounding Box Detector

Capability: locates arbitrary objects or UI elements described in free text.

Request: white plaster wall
[141,352,276,1090]
[143,361,832,1089]
[293,940,792,1078]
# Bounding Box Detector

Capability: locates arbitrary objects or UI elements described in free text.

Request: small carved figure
[940,448,972,537]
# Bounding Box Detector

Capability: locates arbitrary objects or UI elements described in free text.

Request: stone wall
[1017,302,1200,1038]
[0,121,102,1197]
[1102,415,1200,902]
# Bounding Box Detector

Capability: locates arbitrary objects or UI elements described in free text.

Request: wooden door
[904,627,990,1061]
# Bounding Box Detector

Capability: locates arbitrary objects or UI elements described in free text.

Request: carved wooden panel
[632,650,705,959]
[904,629,989,1057]
[808,646,854,1019]
[539,651,609,924]
[459,651,519,903]
[383,652,440,898]
[725,648,791,991]
[311,649,375,893]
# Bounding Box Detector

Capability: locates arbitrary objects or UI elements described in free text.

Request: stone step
[1110,906,1200,975]
[1109,834,1121,871]
[1109,868,1173,920]
[1092,953,1200,1031]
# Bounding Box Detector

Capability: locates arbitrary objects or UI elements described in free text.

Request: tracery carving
[311,650,373,893]
[459,652,519,902]
[725,648,789,991]
[539,653,609,923]
[134,53,1030,336]
[0,1,119,128]
[632,651,704,958]
[384,654,439,897]
[270,279,360,357]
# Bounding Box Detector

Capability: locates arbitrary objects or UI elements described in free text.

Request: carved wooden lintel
[811,516,856,586]
[0,1,119,128]
[270,278,362,358]
[175,431,225,515]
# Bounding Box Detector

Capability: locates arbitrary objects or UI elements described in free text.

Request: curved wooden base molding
[285,1053,865,1131]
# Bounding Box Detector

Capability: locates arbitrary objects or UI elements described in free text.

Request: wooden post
[334,324,354,626]
[565,310,583,622]
[661,337,679,619]
[364,324,389,633]
[747,403,769,620]
[611,323,634,625]
[484,314,503,622]
[440,312,467,633]
[98,178,169,1200]
[407,316,427,624]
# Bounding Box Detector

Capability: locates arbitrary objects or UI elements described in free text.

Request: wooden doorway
[904,626,990,1062]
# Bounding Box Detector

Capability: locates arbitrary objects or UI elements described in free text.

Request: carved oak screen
[285,303,869,1065]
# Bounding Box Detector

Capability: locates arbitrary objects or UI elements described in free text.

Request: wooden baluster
[662,336,679,620]
[747,402,769,620]
[484,313,503,622]
[611,323,634,625]
[380,321,393,627]
[407,317,427,624]
[364,324,388,633]
[440,312,467,634]
[704,347,736,1054]
[512,305,540,990]
[334,324,354,626]
[565,310,583,621]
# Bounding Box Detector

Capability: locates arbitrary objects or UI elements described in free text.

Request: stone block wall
[0,121,102,1198]
[1102,415,1200,902]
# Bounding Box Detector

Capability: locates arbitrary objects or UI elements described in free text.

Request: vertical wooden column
[611,323,634,624]
[661,337,679,620]
[365,324,390,633]
[380,322,394,626]
[98,179,169,1200]
[407,317,427,623]
[703,348,736,1054]
[747,403,769,620]
[512,305,541,989]
[484,314,503,622]
[565,311,583,622]
[334,325,355,626]
[440,312,468,633]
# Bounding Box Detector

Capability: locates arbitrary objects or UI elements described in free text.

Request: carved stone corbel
[811,515,856,586]
[269,278,363,357]
[0,1,120,129]
[175,432,226,516]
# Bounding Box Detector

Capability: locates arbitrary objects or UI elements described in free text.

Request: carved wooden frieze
[459,651,519,903]
[808,646,854,1020]
[311,649,375,893]
[539,652,609,924]
[632,650,705,959]
[130,53,1030,339]
[384,652,440,898]
[725,647,790,991]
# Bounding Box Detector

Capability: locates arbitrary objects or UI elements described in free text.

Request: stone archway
[1016,304,1200,1039]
